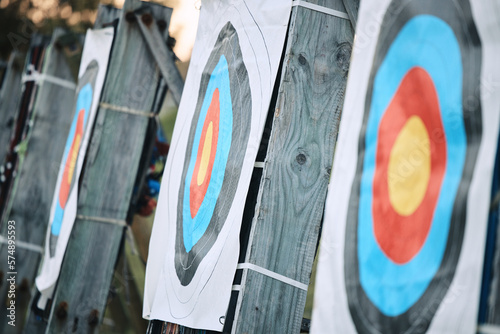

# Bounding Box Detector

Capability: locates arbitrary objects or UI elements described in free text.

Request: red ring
[189,88,220,218]
[372,67,447,264]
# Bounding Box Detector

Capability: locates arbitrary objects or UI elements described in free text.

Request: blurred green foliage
[0,0,103,60]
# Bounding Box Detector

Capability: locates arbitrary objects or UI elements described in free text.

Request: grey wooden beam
[0,52,23,167]
[136,11,184,106]
[342,0,359,29]
[94,4,121,29]
[231,0,355,333]
[0,34,50,220]
[44,1,176,333]
[0,29,80,334]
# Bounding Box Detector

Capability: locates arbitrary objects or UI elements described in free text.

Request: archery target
[35,28,114,309]
[144,1,291,329]
[174,22,251,286]
[344,0,482,332]
[49,61,98,257]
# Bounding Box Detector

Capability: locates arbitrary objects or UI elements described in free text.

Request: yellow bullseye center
[67,134,81,184]
[197,122,213,186]
[388,115,431,216]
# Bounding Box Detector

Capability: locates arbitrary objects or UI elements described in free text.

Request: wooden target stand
[227,1,357,333]
[19,1,184,333]
[148,0,358,333]
[18,0,357,332]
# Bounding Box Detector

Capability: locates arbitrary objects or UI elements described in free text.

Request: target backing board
[312,0,500,333]
[35,27,114,306]
[143,0,291,330]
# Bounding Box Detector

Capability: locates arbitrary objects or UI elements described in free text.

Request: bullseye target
[344,0,482,332]
[49,61,98,257]
[175,22,251,286]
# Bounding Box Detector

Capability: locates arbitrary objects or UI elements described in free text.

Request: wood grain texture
[45,1,175,333]
[136,11,184,105]
[0,34,50,220]
[0,29,79,334]
[94,4,121,29]
[0,52,23,166]
[232,0,354,333]
[342,0,359,29]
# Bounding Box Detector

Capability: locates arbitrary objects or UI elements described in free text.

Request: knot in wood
[72,317,79,332]
[157,19,167,31]
[336,42,352,73]
[19,278,29,291]
[296,153,307,165]
[141,13,153,27]
[167,36,177,49]
[298,54,307,65]
[88,309,99,326]
[56,301,68,319]
[125,11,137,23]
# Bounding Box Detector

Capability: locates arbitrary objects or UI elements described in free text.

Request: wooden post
[342,0,359,29]
[0,34,50,221]
[93,4,121,29]
[44,1,183,333]
[135,11,184,105]
[0,52,23,166]
[0,29,81,334]
[148,1,357,333]
[228,0,355,333]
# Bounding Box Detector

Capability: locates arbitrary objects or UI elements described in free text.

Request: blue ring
[182,55,233,252]
[51,83,93,236]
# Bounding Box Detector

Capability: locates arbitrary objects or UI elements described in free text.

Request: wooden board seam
[237,263,308,290]
[291,0,349,20]
[76,214,128,227]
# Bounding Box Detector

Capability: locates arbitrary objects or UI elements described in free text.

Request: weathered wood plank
[0,29,81,333]
[45,1,177,333]
[0,34,50,221]
[231,0,355,333]
[94,4,121,29]
[0,52,23,166]
[136,11,184,105]
[342,0,359,29]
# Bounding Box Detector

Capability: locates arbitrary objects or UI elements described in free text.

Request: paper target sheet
[312,0,500,333]
[35,27,114,306]
[144,0,291,330]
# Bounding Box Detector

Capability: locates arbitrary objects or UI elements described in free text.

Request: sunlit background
[0,0,199,62]
[0,0,201,141]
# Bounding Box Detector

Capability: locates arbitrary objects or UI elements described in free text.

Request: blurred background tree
[0,0,197,64]
[0,0,125,60]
